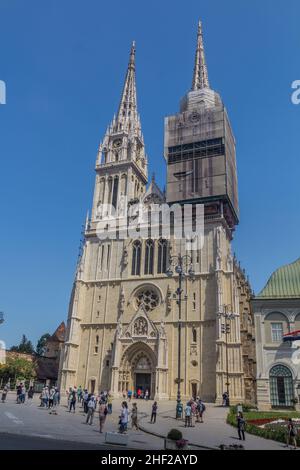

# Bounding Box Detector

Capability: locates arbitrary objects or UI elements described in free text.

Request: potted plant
[164,429,189,450]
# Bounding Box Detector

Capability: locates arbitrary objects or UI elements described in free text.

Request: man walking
[86,394,96,425]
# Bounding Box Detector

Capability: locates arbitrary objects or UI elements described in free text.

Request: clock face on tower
[113,139,122,148]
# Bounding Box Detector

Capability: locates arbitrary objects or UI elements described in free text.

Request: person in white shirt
[86,395,96,425]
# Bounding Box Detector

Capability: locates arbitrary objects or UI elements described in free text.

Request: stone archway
[118,342,157,399]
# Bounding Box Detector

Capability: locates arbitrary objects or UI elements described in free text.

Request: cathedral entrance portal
[135,373,151,398]
[118,342,156,399]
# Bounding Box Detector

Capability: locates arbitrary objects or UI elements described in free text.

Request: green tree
[36,333,51,356]
[0,356,36,384]
[10,334,35,354]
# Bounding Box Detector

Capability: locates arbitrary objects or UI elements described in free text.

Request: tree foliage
[10,334,35,354]
[0,356,36,383]
[36,333,51,356]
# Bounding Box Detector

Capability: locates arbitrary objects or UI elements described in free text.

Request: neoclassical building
[252,258,300,410]
[59,22,255,403]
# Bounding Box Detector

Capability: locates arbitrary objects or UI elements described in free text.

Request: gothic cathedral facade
[59,22,256,403]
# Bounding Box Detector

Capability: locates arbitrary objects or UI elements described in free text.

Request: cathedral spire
[116,41,138,128]
[191,20,210,91]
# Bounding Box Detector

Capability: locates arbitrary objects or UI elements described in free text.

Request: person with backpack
[286,418,297,449]
[237,412,246,441]
[98,400,108,433]
[151,401,158,423]
[198,399,206,423]
[86,394,96,425]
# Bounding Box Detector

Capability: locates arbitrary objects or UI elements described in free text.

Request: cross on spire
[191,20,210,91]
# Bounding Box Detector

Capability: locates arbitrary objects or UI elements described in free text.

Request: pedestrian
[42,386,49,408]
[198,399,206,423]
[16,384,22,404]
[237,412,246,441]
[286,418,297,449]
[83,389,89,413]
[151,401,158,423]
[77,385,82,403]
[222,391,228,407]
[49,387,55,408]
[69,389,76,413]
[145,389,149,400]
[21,384,26,404]
[127,389,132,402]
[55,387,60,406]
[99,400,108,433]
[107,393,113,414]
[119,401,129,434]
[137,388,141,399]
[1,385,8,403]
[27,386,34,404]
[131,403,138,430]
[86,394,96,425]
[185,402,192,427]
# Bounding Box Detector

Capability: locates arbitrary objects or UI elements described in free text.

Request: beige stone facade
[59,23,256,404]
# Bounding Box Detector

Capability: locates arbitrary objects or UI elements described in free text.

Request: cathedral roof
[257,258,300,299]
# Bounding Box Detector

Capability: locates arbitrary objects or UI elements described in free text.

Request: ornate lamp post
[166,254,195,418]
[218,304,236,407]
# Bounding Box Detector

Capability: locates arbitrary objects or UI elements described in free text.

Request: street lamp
[166,254,195,418]
[218,305,236,407]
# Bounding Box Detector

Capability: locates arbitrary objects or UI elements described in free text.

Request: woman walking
[286,418,297,449]
[151,401,158,423]
[98,401,108,433]
[237,412,246,441]
[131,403,138,430]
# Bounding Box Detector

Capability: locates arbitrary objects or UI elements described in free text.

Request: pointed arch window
[192,327,197,343]
[132,240,142,275]
[112,176,119,210]
[157,239,168,274]
[144,239,154,275]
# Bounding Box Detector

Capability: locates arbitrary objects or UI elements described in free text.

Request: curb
[138,412,216,450]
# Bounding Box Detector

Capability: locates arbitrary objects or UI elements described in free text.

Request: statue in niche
[159,320,166,337]
[133,317,148,336]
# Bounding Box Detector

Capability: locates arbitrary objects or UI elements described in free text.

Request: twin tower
[60,22,256,404]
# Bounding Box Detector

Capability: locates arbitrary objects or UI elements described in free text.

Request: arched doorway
[269,364,294,407]
[118,342,156,399]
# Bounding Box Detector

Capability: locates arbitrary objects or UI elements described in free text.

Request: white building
[252,258,300,410]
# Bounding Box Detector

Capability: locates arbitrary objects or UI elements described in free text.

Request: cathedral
[59,22,256,403]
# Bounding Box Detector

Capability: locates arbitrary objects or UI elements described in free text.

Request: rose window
[135,288,159,312]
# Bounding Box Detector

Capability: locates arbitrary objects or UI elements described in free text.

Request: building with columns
[252,258,300,410]
[59,22,255,403]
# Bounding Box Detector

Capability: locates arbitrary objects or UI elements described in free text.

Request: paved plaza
[0,393,291,450]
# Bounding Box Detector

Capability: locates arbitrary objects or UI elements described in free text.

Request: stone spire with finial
[191,20,210,91]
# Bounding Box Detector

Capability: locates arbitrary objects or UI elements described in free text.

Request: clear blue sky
[0,0,299,348]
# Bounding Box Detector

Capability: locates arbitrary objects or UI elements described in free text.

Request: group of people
[39,386,60,409]
[123,388,150,401]
[184,397,206,427]
[65,386,113,433]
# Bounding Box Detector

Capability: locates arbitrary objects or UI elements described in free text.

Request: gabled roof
[257,258,300,299]
[50,322,66,343]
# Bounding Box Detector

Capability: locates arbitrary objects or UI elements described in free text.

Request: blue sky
[0,0,299,347]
